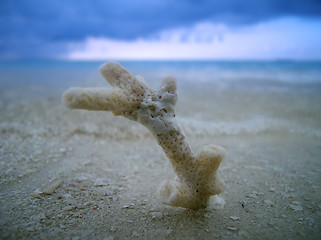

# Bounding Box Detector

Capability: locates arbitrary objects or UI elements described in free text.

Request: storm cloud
[1,0,321,59]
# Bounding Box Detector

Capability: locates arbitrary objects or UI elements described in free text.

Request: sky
[1,0,321,60]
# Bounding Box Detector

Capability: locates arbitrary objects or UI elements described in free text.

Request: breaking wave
[179,117,321,138]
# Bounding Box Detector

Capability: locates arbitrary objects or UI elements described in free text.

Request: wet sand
[0,84,320,239]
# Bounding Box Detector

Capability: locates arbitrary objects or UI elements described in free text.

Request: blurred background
[1,0,321,60]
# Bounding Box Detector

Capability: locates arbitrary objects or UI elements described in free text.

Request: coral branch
[62,62,225,209]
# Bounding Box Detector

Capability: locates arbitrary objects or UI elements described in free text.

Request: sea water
[1,60,320,138]
[1,60,321,88]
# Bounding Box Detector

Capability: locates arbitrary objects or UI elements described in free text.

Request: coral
[62,62,225,209]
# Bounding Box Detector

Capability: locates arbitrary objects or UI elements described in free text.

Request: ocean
[1,60,321,239]
[1,60,321,87]
[1,60,321,137]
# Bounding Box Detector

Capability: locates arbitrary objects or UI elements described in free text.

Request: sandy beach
[1,61,321,239]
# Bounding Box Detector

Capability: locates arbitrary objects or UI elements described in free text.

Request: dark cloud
[1,0,321,58]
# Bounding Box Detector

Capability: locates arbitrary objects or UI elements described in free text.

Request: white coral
[62,62,225,209]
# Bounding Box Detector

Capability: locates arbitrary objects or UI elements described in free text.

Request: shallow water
[1,60,321,138]
[0,60,321,239]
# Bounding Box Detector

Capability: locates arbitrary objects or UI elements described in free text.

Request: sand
[0,83,321,239]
